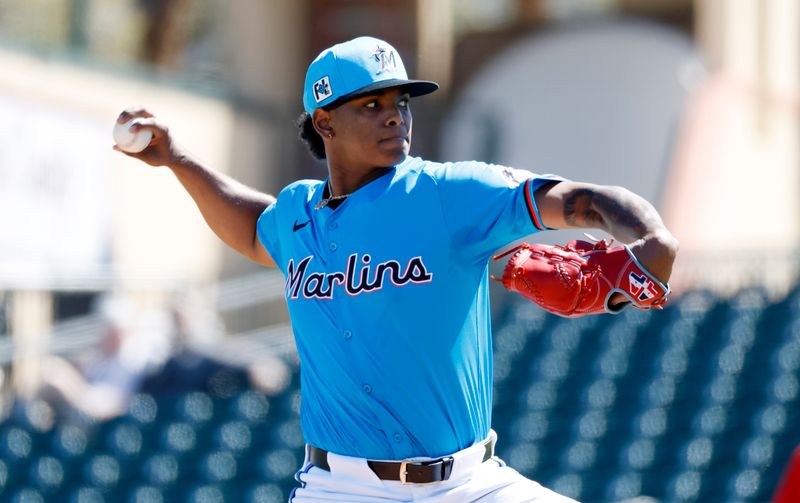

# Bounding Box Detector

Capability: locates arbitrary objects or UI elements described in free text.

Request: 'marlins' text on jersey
[285,254,433,300]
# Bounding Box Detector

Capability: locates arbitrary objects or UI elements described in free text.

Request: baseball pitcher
[116,36,677,503]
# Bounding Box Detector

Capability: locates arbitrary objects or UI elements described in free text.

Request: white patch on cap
[373,46,397,75]
[312,76,333,103]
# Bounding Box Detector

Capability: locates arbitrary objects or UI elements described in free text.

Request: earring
[327,132,334,139]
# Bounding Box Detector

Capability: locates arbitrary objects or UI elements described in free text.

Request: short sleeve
[256,202,283,271]
[432,161,564,263]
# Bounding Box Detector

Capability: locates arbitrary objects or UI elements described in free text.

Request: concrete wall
[662,0,800,293]
[0,46,233,286]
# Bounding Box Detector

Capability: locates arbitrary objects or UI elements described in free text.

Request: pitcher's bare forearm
[560,185,662,243]
[113,108,276,266]
[168,153,276,265]
[535,181,678,283]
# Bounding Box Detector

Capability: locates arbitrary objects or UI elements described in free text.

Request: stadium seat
[66,485,105,503]
[159,421,198,456]
[140,453,180,488]
[256,448,301,482]
[604,470,643,502]
[665,469,702,502]
[128,394,160,427]
[246,483,287,503]
[51,424,90,460]
[214,420,252,453]
[199,451,238,483]
[127,485,164,503]
[0,285,797,501]
[230,391,270,425]
[8,487,46,503]
[271,418,304,451]
[105,422,144,460]
[28,455,66,494]
[175,392,215,425]
[501,441,540,474]
[82,454,121,491]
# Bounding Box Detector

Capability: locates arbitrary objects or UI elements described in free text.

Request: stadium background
[0,0,798,501]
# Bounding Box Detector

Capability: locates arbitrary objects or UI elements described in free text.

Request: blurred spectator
[248,354,292,396]
[139,293,247,397]
[35,295,169,421]
[773,446,800,503]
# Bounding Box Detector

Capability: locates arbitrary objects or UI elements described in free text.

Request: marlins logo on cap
[303,36,439,114]
[373,45,397,74]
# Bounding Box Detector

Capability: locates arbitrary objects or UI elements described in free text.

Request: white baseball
[113,119,153,153]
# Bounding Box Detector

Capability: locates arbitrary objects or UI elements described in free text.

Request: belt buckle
[399,460,411,484]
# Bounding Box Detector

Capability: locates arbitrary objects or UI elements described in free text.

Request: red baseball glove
[493,238,670,318]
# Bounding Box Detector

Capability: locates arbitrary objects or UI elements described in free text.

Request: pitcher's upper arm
[533,180,598,230]
[249,234,277,267]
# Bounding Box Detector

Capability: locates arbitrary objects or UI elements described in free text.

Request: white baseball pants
[289,432,578,502]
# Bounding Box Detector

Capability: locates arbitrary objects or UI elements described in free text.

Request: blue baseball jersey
[257,156,560,460]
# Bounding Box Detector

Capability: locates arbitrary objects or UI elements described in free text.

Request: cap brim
[327,78,439,109]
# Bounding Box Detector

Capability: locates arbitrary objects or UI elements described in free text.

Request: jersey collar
[310,164,402,212]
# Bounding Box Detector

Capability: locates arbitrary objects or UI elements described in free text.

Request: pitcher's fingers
[127,117,168,138]
[117,107,155,124]
[112,144,139,158]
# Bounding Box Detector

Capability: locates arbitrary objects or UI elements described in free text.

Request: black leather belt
[308,436,495,484]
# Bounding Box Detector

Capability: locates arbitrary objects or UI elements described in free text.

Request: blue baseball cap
[303,36,439,114]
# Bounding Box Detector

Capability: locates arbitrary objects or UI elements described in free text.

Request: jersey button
[362,384,372,394]
[329,242,338,251]
[328,222,338,230]
[393,433,402,443]
[343,330,352,340]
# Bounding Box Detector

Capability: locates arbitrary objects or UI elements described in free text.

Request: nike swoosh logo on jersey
[293,219,311,232]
